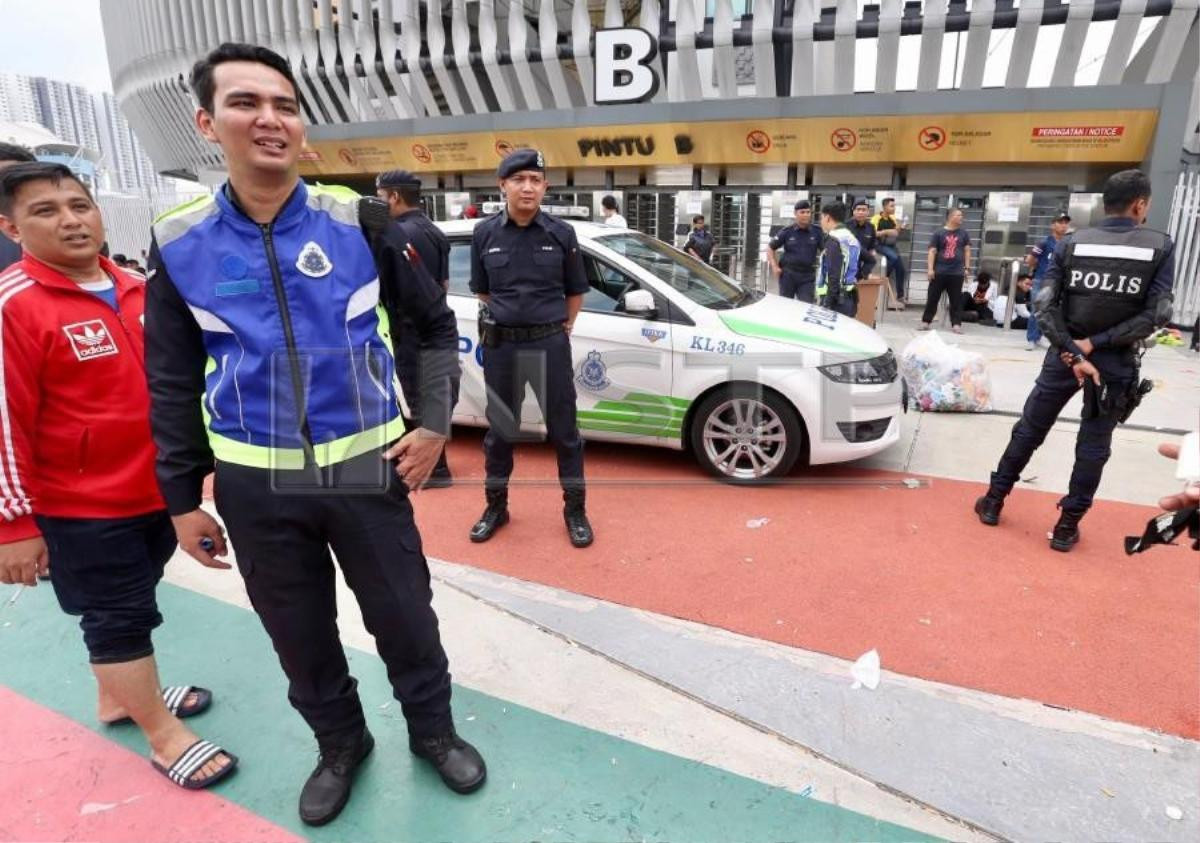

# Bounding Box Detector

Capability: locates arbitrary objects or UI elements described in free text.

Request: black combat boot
[1050,506,1084,552]
[563,489,593,548]
[409,729,487,794]
[469,489,509,543]
[298,727,374,826]
[973,491,1005,526]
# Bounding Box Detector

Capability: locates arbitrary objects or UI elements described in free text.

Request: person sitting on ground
[961,271,996,324]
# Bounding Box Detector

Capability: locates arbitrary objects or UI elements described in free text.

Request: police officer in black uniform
[468,149,594,548]
[847,199,878,281]
[975,170,1174,551]
[684,215,715,264]
[766,199,823,302]
[377,169,455,487]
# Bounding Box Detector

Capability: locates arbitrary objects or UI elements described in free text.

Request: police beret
[794,200,811,210]
[376,169,421,189]
[498,148,545,179]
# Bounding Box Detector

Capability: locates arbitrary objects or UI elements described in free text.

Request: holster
[478,304,500,349]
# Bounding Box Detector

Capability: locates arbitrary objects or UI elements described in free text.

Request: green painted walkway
[1,582,938,842]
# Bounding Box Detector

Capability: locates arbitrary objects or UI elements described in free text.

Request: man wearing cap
[765,200,822,302]
[847,199,878,281]
[1024,212,1071,350]
[468,149,593,548]
[377,169,454,487]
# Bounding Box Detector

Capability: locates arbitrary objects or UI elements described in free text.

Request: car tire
[688,385,804,484]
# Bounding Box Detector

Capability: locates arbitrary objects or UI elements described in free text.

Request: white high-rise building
[0,73,40,125]
[0,71,170,197]
[93,91,165,194]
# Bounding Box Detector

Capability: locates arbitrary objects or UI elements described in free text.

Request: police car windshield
[596,232,751,309]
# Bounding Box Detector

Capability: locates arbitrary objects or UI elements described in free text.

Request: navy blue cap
[498,148,545,179]
[794,200,811,210]
[376,169,421,189]
[853,198,869,209]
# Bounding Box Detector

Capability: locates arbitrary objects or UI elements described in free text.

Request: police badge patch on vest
[297,241,333,277]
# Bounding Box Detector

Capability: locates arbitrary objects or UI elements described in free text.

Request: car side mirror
[622,289,657,317]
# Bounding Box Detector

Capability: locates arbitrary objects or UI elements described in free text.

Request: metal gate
[1168,167,1200,327]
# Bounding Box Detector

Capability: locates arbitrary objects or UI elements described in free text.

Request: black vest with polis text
[1061,225,1168,339]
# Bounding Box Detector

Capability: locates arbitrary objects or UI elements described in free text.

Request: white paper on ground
[851,649,881,690]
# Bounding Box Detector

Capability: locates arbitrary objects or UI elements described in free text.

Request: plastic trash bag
[899,331,993,413]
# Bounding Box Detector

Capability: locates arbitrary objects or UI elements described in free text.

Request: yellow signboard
[298,110,1157,176]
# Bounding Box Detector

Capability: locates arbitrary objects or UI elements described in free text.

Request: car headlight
[819,351,897,384]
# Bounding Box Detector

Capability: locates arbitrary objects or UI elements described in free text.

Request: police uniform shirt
[848,219,877,253]
[395,209,450,286]
[469,210,589,326]
[685,229,715,263]
[768,224,822,274]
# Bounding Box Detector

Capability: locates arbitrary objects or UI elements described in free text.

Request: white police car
[437,219,901,483]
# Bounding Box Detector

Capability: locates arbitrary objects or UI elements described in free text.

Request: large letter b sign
[594,28,660,105]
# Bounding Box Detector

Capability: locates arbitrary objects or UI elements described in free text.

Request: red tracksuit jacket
[0,254,164,542]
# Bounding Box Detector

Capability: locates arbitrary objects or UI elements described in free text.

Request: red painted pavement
[0,687,301,843]
[410,431,1200,739]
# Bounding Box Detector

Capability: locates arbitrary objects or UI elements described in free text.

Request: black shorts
[36,510,176,665]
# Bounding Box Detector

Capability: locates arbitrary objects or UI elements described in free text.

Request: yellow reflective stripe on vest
[208,416,407,470]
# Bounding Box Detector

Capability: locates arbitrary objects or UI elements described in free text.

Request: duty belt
[496,323,564,343]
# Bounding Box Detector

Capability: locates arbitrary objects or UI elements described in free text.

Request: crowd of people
[0,36,1191,833]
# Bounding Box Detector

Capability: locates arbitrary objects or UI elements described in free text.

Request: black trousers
[482,331,585,493]
[213,450,452,742]
[779,270,815,302]
[989,347,1136,514]
[922,273,965,325]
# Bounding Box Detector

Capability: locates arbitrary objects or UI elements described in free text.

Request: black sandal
[104,685,212,726]
[151,739,238,790]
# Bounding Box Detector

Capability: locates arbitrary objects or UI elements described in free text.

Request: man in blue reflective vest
[815,201,861,317]
[145,43,484,825]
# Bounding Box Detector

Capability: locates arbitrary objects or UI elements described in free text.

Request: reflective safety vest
[816,226,861,297]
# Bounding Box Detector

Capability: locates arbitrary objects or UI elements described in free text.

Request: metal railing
[1168,167,1200,328]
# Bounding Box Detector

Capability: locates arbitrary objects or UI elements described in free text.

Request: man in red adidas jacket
[0,163,236,790]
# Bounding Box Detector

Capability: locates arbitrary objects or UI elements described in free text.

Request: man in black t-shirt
[684,215,715,264]
[920,208,971,333]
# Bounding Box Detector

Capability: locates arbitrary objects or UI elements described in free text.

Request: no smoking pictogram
[746,130,772,154]
[495,140,514,158]
[919,126,947,151]
[412,144,433,164]
[830,128,857,152]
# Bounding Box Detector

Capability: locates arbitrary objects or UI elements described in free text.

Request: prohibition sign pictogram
[412,144,433,164]
[919,126,947,151]
[495,140,514,158]
[830,128,857,152]
[746,130,772,154]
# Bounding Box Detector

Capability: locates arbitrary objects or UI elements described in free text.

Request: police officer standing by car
[766,199,822,302]
[468,149,594,548]
[975,169,1174,552]
[376,169,454,487]
[815,200,861,317]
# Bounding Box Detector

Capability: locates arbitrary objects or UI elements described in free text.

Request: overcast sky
[0,0,113,92]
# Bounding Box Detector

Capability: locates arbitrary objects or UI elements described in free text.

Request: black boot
[469,489,509,543]
[563,489,593,548]
[299,728,375,826]
[410,730,487,794]
[974,491,1004,526]
[1050,506,1083,552]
